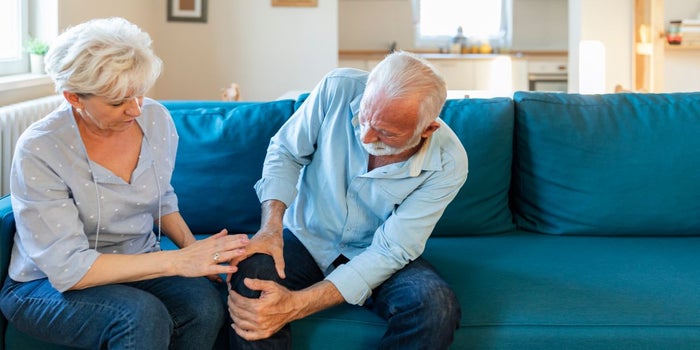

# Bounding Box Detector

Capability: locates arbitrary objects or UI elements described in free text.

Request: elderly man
[228,51,468,350]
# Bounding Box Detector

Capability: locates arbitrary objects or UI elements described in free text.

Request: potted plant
[24,37,49,74]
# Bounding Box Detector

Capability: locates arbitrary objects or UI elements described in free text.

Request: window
[0,0,28,76]
[413,0,512,51]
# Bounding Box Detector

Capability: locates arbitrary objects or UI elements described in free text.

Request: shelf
[665,43,700,50]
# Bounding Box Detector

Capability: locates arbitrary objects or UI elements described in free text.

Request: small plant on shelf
[24,37,49,56]
[24,37,49,74]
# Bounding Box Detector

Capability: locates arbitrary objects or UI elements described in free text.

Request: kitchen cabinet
[426,55,522,93]
[338,59,368,71]
[339,56,479,90]
[428,56,532,94]
[338,52,565,95]
[472,58,523,93]
[426,59,475,90]
[338,57,383,72]
[511,59,529,92]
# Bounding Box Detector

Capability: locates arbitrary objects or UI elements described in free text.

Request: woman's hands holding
[172,229,248,280]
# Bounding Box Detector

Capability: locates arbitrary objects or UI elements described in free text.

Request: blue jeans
[0,275,225,349]
[229,230,461,350]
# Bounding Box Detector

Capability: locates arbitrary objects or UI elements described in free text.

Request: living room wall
[56,0,338,101]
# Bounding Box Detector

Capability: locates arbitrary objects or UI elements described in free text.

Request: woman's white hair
[362,50,447,129]
[45,17,162,102]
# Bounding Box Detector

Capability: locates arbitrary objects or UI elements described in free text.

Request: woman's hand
[172,229,249,278]
[70,229,249,290]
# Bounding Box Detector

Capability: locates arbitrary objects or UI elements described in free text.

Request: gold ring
[213,252,220,262]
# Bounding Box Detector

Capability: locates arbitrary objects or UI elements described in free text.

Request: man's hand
[228,278,345,341]
[229,199,287,279]
[228,278,299,340]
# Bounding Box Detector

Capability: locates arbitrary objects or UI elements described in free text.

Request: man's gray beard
[362,132,423,156]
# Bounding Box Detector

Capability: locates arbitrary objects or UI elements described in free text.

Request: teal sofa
[2,91,700,349]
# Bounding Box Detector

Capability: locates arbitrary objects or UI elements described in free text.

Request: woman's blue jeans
[0,275,225,349]
[229,229,461,350]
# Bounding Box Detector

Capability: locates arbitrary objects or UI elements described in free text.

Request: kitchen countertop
[339,50,568,60]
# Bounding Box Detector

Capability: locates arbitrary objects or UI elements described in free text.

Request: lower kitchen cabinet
[427,59,475,90]
[338,54,562,95]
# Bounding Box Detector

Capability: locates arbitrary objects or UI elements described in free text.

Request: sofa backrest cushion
[432,97,516,236]
[165,100,294,234]
[512,91,700,235]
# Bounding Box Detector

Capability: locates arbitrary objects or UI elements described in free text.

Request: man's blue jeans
[229,229,461,350]
[0,275,225,349]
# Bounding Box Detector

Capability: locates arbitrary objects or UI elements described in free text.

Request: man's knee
[229,253,280,298]
[393,273,461,330]
[430,283,461,328]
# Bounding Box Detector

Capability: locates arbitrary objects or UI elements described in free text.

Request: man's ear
[63,91,82,110]
[421,121,441,138]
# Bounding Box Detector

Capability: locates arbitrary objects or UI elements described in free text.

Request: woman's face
[76,94,144,133]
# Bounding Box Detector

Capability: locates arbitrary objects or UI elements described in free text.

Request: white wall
[56,0,338,101]
[56,0,161,96]
[568,0,633,93]
[154,1,337,101]
[511,0,568,51]
[339,0,414,51]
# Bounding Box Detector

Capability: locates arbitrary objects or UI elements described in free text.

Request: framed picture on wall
[272,0,318,7]
[167,0,208,23]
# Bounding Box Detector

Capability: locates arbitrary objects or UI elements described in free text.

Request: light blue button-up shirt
[8,98,179,292]
[254,68,468,305]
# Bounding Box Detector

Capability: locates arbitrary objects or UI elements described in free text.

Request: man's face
[359,97,424,157]
[360,122,423,156]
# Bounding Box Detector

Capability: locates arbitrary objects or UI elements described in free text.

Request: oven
[528,60,568,92]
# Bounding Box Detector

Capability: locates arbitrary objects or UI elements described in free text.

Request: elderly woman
[0,17,247,349]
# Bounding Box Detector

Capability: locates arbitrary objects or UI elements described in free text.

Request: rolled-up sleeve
[326,138,468,305]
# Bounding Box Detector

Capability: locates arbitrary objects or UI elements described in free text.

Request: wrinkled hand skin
[228,278,344,341]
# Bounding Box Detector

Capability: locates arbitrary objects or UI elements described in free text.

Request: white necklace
[76,107,162,252]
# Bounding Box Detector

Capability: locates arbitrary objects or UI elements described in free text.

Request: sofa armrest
[0,195,13,284]
[0,194,14,350]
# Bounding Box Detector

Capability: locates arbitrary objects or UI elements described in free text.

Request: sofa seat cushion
[513,91,700,235]
[164,100,294,235]
[433,97,515,236]
[423,233,700,349]
[292,304,385,350]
